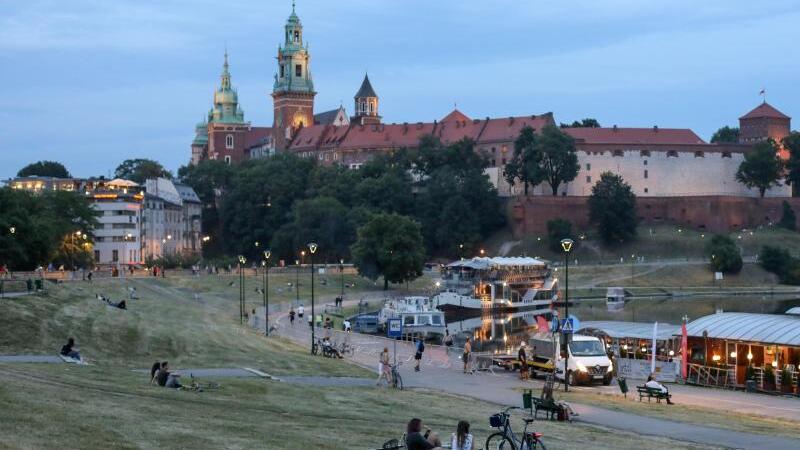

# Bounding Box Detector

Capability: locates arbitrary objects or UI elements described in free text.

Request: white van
[529,332,613,386]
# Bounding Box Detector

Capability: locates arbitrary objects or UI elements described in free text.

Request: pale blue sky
[1,0,799,179]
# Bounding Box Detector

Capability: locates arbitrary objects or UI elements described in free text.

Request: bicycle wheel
[525,434,546,450]
[393,372,403,390]
[485,432,516,450]
[311,343,318,355]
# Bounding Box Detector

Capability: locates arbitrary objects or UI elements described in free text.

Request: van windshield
[569,340,606,357]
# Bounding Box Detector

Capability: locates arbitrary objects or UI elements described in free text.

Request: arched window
[666,150,678,158]
[225,134,234,149]
[223,155,231,165]
[694,151,705,158]
[721,152,732,158]
[612,150,624,157]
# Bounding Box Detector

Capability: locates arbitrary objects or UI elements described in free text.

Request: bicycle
[485,406,546,450]
[390,362,403,390]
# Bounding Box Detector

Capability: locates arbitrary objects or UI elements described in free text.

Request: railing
[686,363,730,388]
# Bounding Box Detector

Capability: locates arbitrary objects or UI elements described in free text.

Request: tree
[270,197,356,263]
[706,235,742,274]
[782,132,800,196]
[759,245,793,279]
[588,172,638,244]
[735,140,783,197]
[504,126,543,195]
[560,118,601,128]
[546,219,573,253]
[17,161,71,178]
[710,126,740,143]
[114,159,173,184]
[177,160,234,256]
[351,213,425,290]
[538,125,580,196]
[779,201,797,231]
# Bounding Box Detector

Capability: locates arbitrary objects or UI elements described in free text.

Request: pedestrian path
[270,297,800,450]
[0,355,63,363]
[131,367,273,379]
[281,376,375,387]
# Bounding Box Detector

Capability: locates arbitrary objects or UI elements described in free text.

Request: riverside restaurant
[683,312,800,393]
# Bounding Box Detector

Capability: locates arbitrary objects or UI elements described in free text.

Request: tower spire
[221,51,231,90]
[292,0,296,14]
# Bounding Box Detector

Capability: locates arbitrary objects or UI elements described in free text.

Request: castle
[189,4,794,220]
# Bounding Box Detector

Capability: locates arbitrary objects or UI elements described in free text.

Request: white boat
[433,257,558,311]
[606,287,625,311]
[377,296,446,337]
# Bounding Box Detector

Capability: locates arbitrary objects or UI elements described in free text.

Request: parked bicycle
[485,406,546,450]
[390,362,403,390]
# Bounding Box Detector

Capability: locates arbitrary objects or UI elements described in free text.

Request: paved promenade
[266,296,800,450]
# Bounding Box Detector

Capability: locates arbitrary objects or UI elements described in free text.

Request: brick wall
[509,195,800,237]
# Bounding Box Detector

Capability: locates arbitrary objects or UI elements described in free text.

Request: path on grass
[267,297,800,450]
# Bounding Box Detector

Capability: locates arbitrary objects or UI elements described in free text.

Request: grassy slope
[0,277,721,450]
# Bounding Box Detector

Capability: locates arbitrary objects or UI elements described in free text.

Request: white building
[141,178,202,261]
[88,179,143,266]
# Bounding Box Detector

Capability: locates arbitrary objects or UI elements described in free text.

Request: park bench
[532,396,561,420]
[636,385,672,403]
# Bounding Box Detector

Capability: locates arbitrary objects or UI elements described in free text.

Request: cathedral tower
[272,1,316,150]
[206,52,250,164]
[352,74,381,125]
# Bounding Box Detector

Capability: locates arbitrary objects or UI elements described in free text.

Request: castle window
[722,151,732,158]
[694,151,705,158]
[501,145,508,153]
[294,30,300,42]
[225,134,234,149]
[491,147,496,153]
[280,64,285,78]
[644,188,649,193]
[585,163,591,171]
[667,150,678,158]
[224,155,231,165]
[295,64,302,77]
[612,150,624,157]
[640,150,651,157]
[644,160,648,166]
[644,170,648,179]
[586,176,591,184]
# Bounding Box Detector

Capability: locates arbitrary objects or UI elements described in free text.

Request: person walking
[414,338,425,372]
[518,342,528,380]
[297,304,304,320]
[289,308,296,326]
[462,338,472,374]
[376,347,392,387]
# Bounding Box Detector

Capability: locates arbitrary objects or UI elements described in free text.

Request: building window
[294,30,300,42]
[501,145,508,153]
[225,134,234,149]
[224,155,231,165]
[644,170,649,179]
[112,250,119,262]
[644,160,648,166]
[694,151,705,158]
[644,188,649,193]
[612,150,623,157]
[501,158,507,165]
[94,251,100,262]
[586,176,591,183]
[280,64,285,78]
[667,150,678,158]
[295,64,302,77]
[640,150,651,157]
[585,163,591,171]
[491,147,496,154]
[722,152,732,158]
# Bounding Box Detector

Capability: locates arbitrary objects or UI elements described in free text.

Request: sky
[1,0,799,179]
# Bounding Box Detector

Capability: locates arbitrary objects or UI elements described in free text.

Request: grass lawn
[567,262,781,289]
[0,277,723,449]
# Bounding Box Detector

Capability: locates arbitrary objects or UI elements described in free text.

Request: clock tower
[272,1,316,150]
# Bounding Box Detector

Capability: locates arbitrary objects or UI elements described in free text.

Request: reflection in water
[444,309,552,353]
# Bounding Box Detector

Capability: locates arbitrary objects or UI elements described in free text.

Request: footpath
[267,296,800,450]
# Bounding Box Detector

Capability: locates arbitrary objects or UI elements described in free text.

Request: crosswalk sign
[561,318,574,334]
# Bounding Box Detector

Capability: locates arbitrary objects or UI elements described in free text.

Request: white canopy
[682,312,800,347]
[447,256,547,270]
[579,321,679,340]
[107,178,139,187]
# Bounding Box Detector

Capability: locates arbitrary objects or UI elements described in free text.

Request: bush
[546,219,573,253]
[781,367,793,387]
[745,365,756,381]
[759,245,793,278]
[706,235,742,274]
[763,364,776,386]
[779,201,797,231]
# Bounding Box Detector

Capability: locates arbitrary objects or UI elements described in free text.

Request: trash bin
[617,377,629,398]
[746,380,757,393]
[522,390,533,410]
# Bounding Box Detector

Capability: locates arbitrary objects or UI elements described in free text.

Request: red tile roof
[740,102,790,120]
[338,122,437,150]
[440,109,471,123]
[565,127,705,145]
[477,114,554,143]
[290,124,329,151]
[244,127,272,148]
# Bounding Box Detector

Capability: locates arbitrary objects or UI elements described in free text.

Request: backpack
[417,340,425,352]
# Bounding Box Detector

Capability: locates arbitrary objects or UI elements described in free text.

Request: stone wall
[509,195,800,237]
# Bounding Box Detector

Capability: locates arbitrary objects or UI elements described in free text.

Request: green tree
[546,219,573,253]
[354,171,415,215]
[351,213,425,290]
[17,161,71,178]
[707,235,742,274]
[710,126,740,143]
[504,126,543,195]
[114,159,173,184]
[735,140,783,197]
[588,172,638,244]
[178,160,234,256]
[779,200,797,231]
[782,132,800,196]
[270,197,356,263]
[561,118,601,128]
[538,125,580,196]
[758,245,793,279]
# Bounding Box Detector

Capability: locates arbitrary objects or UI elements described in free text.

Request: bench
[532,396,561,420]
[636,385,671,403]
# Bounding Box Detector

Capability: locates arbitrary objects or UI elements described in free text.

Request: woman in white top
[451,420,474,450]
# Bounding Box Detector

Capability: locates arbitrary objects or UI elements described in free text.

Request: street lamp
[308,242,318,353]
[263,250,271,336]
[560,237,574,392]
[9,227,16,235]
[295,258,300,308]
[339,258,345,302]
[238,255,247,324]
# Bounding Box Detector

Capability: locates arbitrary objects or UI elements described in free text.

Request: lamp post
[238,255,246,324]
[295,258,300,308]
[307,242,318,353]
[339,258,345,301]
[560,238,574,392]
[262,250,271,336]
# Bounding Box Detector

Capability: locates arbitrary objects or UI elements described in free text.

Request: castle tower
[738,102,791,145]
[352,74,381,125]
[206,52,250,164]
[272,1,316,150]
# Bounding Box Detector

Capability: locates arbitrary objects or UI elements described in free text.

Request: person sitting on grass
[59,337,81,361]
[155,361,182,389]
[405,418,442,450]
[150,361,161,384]
[450,420,474,450]
[645,374,674,404]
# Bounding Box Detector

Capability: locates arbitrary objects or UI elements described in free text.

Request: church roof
[314,108,342,125]
[478,114,555,143]
[440,109,471,123]
[740,102,790,120]
[244,127,272,148]
[565,127,706,145]
[355,74,378,98]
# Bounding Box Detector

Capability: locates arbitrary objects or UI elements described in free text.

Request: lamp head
[560,238,574,253]
[238,255,246,265]
[308,242,318,254]
[255,241,260,248]
[263,250,271,260]
[9,226,16,234]
[340,258,344,264]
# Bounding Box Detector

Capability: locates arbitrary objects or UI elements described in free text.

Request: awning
[579,321,680,340]
[446,256,547,270]
[681,312,800,347]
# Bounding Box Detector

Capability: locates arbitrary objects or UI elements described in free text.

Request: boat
[377,296,446,338]
[433,257,558,311]
[606,287,625,311]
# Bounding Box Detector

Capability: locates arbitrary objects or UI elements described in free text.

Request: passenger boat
[606,287,625,311]
[377,296,446,337]
[433,257,558,311]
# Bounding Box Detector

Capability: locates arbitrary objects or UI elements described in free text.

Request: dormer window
[225,134,234,149]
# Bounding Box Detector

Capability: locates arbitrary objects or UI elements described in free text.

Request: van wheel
[567,371,577,386]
